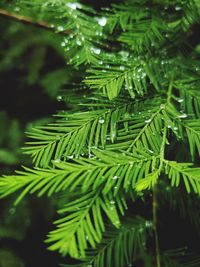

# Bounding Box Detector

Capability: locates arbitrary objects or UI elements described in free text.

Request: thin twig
[153,187,161,267]
[0,8,71,34]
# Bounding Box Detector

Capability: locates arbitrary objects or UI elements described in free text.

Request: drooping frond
[46,190,128,257]
[162,248,200,267]
[173,59,200,117]
[62,216,152,267]
[159,182,200,234]
[177,85,200,117]
[182,120,200,160]
[0,149,158,204]
[164,160,200,194]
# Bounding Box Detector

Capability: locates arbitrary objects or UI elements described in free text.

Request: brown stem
[152,187,161,267]
[0,8,71,34]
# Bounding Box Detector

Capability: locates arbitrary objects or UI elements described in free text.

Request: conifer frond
[176,85,200,117]
[159,183,200,234]
[119,19,164,53]
[164,160,200,195]
[23,98,163,167]
[163,248,200,267]
[85,56,169,100]
[23,108,125,167]
[62,217,151,267]
[134,171,159,191]
[109,2,149,32]
[116,102,180,153]
[0,149,157,204]
[85,61,147,100]
[46,190,127,257]
[183,120,200,160]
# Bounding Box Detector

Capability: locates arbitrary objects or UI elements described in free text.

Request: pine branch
[0,8,71,34]
[153,187,161,267]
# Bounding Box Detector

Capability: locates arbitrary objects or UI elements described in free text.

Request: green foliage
[0,112,23,165]
[1,0,200,266]
[162,248,200,267]
[62,217,151,267]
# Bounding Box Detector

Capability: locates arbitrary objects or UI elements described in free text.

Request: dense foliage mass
[1,0,200,266]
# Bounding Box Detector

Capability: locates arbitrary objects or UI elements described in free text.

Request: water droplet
[99,118,105,124]
[57,95,63,101]
[145,221,153,228]
[68,155,74,159]
[119,51,129,58]
[110,200,115,204]
[57,26,64,31]
[119,65,125,70]
[177,98,184,103]
[76,39,82,46]
[91,47,101,55]
[64,38,69,43]
[160,104,165,109]
[111,133,116,139]
[179,113,187,118]
[54,158,61,163]
[145,118,151,123]
[166,186,171,192]
[97,17,107,27]
[139,227,144,233]
[175,6,182,11]
[112,175,119,180]
[61,42,66,47]
[66,2,81,10]
[14,6,20,12]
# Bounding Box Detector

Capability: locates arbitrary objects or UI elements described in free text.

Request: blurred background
[0,10,71,267]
